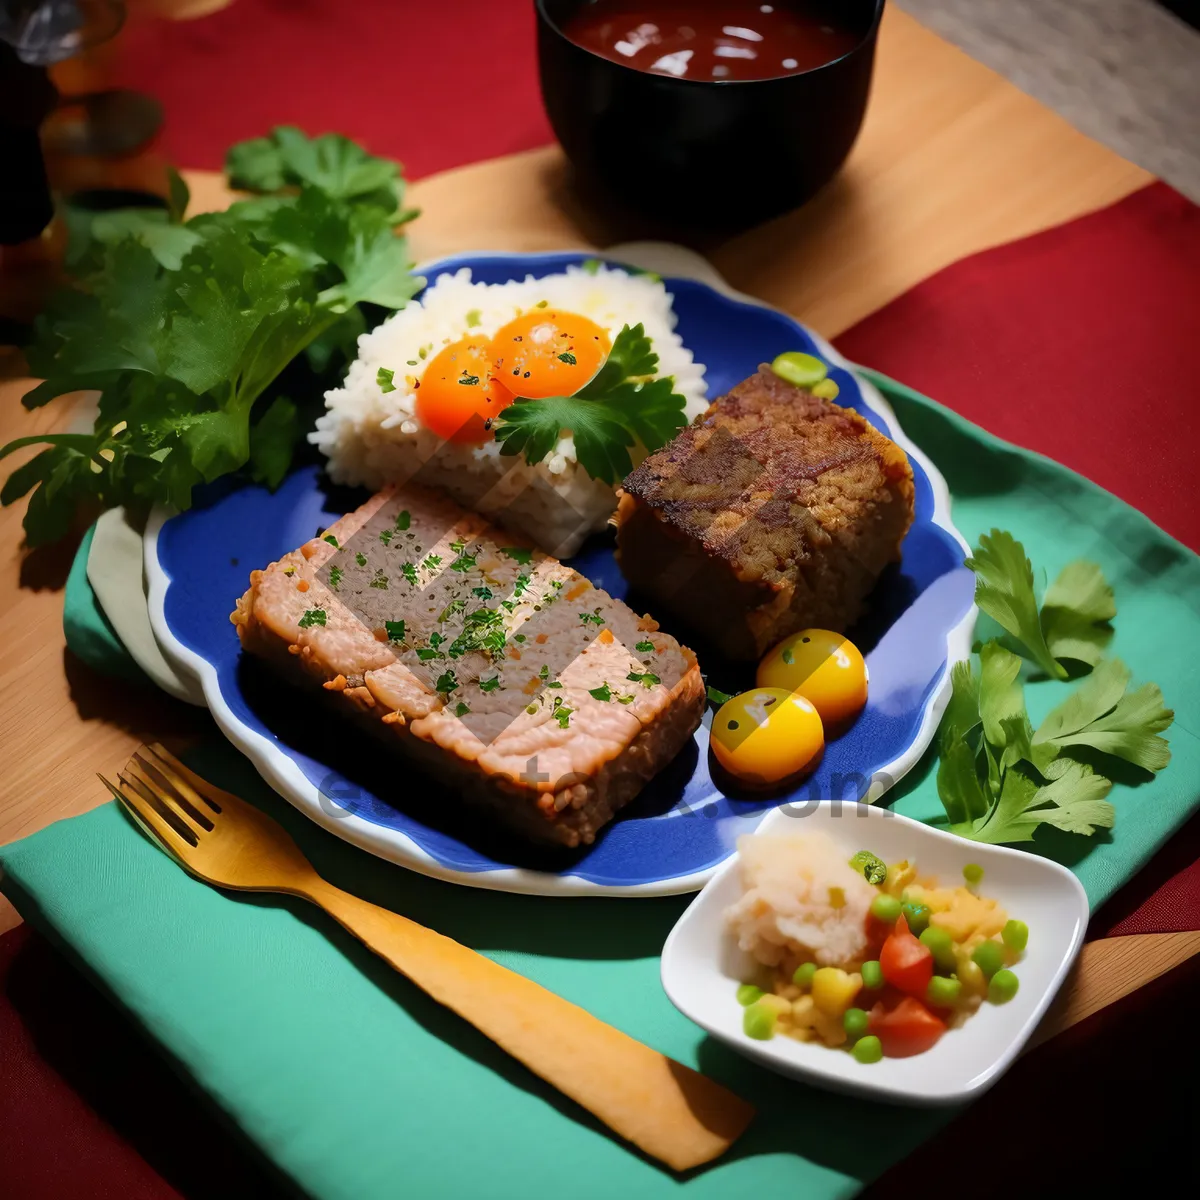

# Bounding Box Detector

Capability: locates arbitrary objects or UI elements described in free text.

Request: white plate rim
[144,245,977,897]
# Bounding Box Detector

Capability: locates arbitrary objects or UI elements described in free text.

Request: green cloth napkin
[8,371,1199,1200]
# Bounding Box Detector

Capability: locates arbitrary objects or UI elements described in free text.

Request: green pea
[870,893,902,923]
[843,1007,869,1040]
[770,351,828,388]
[919,925,957,972]
[901,901,931,936]
[852,1035,883,1064]
[988,969,1019,1005]
[792,962,817,988]
[860,960,884,990]
[971,940,1005,979]
[963,863,984,886]
[926,975,962,1007]
[743,1001,778,1040]
[1002,919,1029,953]
[736,983,763,1006]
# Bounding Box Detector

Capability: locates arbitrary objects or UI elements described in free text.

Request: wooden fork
[100,744,753,1172]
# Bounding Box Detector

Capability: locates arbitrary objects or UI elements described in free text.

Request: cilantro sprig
[492,324,689,485]
[936,533,1173,845]
[2,128,423,546]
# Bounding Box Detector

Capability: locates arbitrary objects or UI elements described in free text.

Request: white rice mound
[311,263,708,558]
[725,833,876,968]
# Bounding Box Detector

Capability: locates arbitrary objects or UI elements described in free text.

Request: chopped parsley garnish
[635,639,655,653]
[384,619,406,643]
[616,693,636,704]
[435,670,458,695]
[849,850,887,886]
[379,528,394,546]
[450,538,466,554]
[298,608,326,628]
[369,569,388,589]
[706,685,733,705]
[323,533,339,547]
[421,554,442,571]
[448,607,506,659]
[416,647,440,662]
[478,676,501,693]
[328,565,343,590]
[589,683,612,702]
[557,351,577,365]
[554,706,573,728]
[500,547,533,565]
[377,367,397,393]
[440,598,466,622]
[449,552,477,573]
[538,665,550,681]
[579,612,605,626]
[782,646,795,664]
[465,309,481,327]
[454,701,471,717]
[513,573,531,597]
[429,632,446,650]
[401,562,418,585]
[493,324,689,485]
[395,510,411,531]
[501,600,516,613]
[355,551,368,567]
[472,585,493,600]
[627,670,660,687]
[459,374,480,387]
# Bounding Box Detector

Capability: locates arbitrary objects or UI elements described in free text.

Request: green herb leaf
[369,569,388,589]
[627,670,660,687]
[557,351,577,365]
[1040,560,1115,668]
[439,599,466,622]
[395,510,411,531]
[355,551,368,567]
[421,554,442,572]
[635,639,655,653]
[379,528,394,546]
[554,706,573,728]
[384,619,406,643]
[298,608,326,628]
[435,670,458,695]
[478,676,501,693]
[322,533,339,547]
[781,647,795,665]
[328,565,343,590]
[472,585,493,599]
[449,553,477,573]
[965,530,1065,680]
[1032,657,1174,774]
[500,547,532,565]
[706,685,733,705]
[378,367,397,393]
[589,683,612,702]
[848,850,887,886]
[454,701,471,717]
[492,324,688,485]
[401,562,418,585]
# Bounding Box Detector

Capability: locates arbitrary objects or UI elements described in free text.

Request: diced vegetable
[971,940,1005,979]
[868,997,946,1058]
[901,901,930,935]
[1002,919,1029,953]
[811,967,862,1018]
[852,1035,883,1064]
[870,893,902,923]
[879,914,934,996]
[743,1002,777,1040]
[792,962,817,988]
[918,925,957,973]
[988,969,1020,1004]
[860,960,884,990]
[843,1008,869,1040]
[848,850,887,886]
[926,976,962,1007]
[736,983,763,1006]
[963,863,984,885]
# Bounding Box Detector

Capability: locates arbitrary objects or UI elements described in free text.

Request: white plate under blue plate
[145,247,976,897]
[660,803,1089,1103]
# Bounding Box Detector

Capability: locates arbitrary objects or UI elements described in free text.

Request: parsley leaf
[500,547,532,565]
[1041,560,1116,669]
[298,608,326,628]
[378,367,397,393]
[328,565,343,589]
[449,552,477,573]
[395,509,411,531]
[401,562,418,585]
[589,683,612,701]
[3,128,422,546]
[627,670,660,687]
[322,533,339,547]
[454,701,471,717]
[554,706,573,728]
[492,324,688,485]
[966,531,1065,680]
[635,639,655,653]
[472,585,493,600]
[384,619,406,643]
[1031,658,1173,774]
[435,670,458,695]
[379,528,394,546]
[369,569,388,589]
[478,676,501,693]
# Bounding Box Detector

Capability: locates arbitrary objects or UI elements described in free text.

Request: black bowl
[536,0,885,232]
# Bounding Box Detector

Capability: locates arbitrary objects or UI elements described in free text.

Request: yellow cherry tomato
[757,629,868,732]
[710,688,824,788]
[487,308,611,399]
[415,336,514,444]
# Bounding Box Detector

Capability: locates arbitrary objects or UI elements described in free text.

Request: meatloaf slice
[232,483,704,849]
[616,366,915,662]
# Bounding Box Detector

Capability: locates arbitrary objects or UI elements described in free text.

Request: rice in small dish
[312,262,707,558]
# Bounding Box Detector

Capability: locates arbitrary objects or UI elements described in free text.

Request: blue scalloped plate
[146,249,975,896]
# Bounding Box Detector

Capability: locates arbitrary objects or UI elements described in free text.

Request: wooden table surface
[2,7,1195,1037]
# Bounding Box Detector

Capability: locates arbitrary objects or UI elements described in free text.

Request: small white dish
[660,803,1088,1105]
